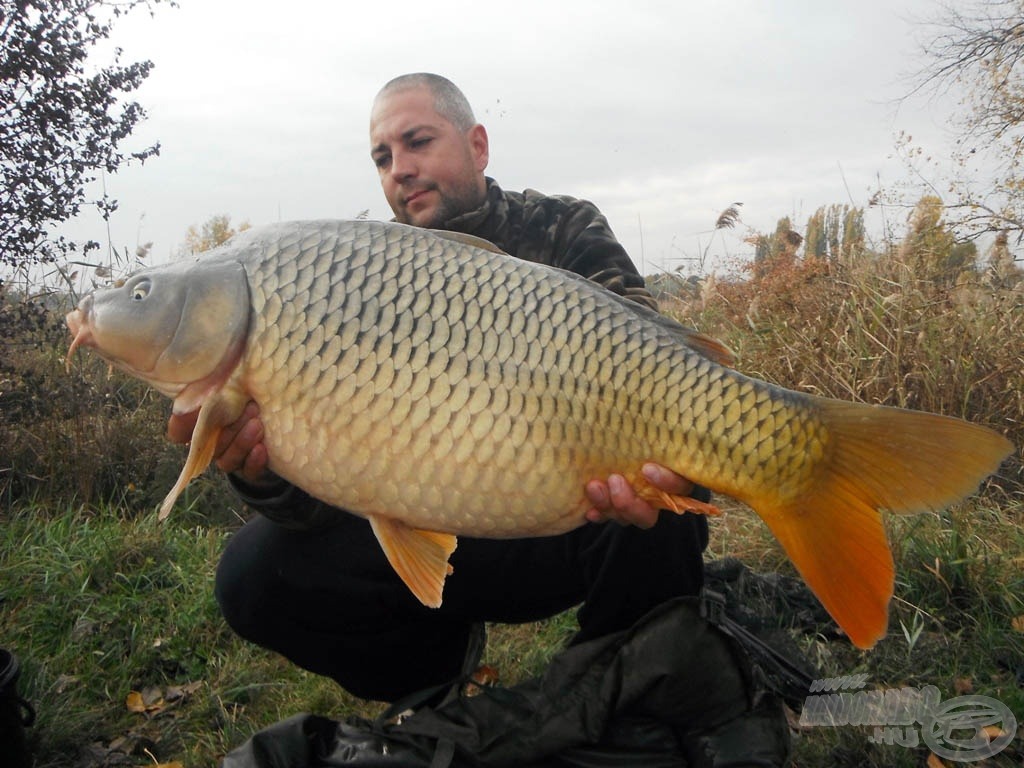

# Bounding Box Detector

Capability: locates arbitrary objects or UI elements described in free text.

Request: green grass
[791,500,1024,766]
[0,504,365,766]
[3,498,1021,767]
[3,214,1022,766]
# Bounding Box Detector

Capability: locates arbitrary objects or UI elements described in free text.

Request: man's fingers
[214,402,261,455]
[232,441,270,484]
[606,474,634,510]
[166,410,199,445]
[584,465,699,529]
[214,409,264,475]
[584,474,658,529]
[584,479,610,510]
[641,463,695,497]
[167,401,266,480]
[609,474,658,529]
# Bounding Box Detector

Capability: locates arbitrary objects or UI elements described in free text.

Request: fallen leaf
[1012,615,1024,633]
[927,753,947,768]
[103,730,157,761]
[141,747,184,768]
[983,725,1006,741]
[165,681,203,702]
[126,687,166,716]
[126,691,146,713]
[471,665,500,686]
[71,618,99,641]
[464,664,500,697]
[953,676,973,695]
[52,674,79,694]
[140,686,163,707]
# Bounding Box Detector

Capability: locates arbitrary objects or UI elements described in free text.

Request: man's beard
[400,177,484,229]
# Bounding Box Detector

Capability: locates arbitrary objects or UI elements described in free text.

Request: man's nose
[389,149,416,181]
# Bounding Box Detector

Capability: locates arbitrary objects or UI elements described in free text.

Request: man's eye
[374,154,391,169]
[411,137,431,149]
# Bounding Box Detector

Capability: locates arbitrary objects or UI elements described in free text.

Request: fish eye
[131,278,151,301]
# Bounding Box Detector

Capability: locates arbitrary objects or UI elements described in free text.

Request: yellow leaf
[953,676,973,695]
[125,691,146,713]
[126,687,167,715]
[1011,614,1024,633]
[983,725,1006,740]
[927,753,947,768]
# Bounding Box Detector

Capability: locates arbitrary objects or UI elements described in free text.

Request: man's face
[370,86,488,228]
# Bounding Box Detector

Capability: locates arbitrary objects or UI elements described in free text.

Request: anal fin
[629,471,722,516]
[653,490,721,516]
[369,515,458,608]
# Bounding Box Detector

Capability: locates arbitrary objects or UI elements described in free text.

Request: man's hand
[584,463,695,529]
[166,401,272,485]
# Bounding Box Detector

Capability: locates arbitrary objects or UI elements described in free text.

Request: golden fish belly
[238,222,826,536]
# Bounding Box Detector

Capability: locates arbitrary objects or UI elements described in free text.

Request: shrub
[672,235,1023,494]
[0,282,238,519]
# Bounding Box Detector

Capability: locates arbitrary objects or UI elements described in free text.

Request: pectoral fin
[158,388,248,521]
[369,515,458,608]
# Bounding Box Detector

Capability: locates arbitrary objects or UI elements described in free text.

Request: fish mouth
[65,296,94,370]
[64,298,185,399]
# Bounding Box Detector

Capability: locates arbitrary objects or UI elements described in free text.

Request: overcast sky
[56,0,959,277]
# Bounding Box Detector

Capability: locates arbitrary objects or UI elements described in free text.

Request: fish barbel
[65,219,1013,648]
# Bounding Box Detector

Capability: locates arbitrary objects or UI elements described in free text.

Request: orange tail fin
[754,400,1012,649]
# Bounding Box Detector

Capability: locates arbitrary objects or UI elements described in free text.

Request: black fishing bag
[222,587,814,768]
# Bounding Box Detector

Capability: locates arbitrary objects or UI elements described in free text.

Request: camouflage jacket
[232,178,656,525]
[444,178,657,311]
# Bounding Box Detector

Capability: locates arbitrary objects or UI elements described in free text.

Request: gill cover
[85,258,251,407]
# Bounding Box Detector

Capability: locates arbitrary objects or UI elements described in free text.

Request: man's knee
[214,519,277,640]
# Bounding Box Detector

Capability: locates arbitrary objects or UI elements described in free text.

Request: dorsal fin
[429,229,508,255]
[669,327,736,368]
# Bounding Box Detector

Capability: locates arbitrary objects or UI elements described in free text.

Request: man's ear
[469,123,489,171]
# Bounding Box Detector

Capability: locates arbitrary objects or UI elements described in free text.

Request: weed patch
[1,209,1021,765]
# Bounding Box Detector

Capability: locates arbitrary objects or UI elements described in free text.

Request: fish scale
[244,223,812,534]
[65,219,1013,648]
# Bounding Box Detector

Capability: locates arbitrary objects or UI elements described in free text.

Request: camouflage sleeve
[520,193,659,312]
[227,473,341,530]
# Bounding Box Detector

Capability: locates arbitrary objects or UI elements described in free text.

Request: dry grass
[665,248,1023,492]
[2,210,1023,766]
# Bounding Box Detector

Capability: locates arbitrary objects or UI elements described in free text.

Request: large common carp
[66,219,1012,648]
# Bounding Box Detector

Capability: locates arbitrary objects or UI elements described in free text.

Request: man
[170,75,789,762]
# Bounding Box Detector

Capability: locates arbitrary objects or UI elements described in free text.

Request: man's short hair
[378,73,477,132]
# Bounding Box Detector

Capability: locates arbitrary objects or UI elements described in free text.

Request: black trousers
[215,504,709,702]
